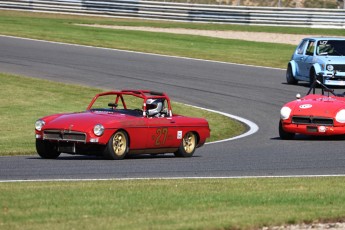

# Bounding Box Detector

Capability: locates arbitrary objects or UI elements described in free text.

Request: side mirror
[108,103,118,108]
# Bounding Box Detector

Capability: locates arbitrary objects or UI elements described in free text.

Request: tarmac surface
[1,35,345,180]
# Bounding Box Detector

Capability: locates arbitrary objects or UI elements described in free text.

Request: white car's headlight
[35,120,45,131]
[326,64,334,71]
[336,110,345,123]
[280,107,292,120]
[93,124,104,136]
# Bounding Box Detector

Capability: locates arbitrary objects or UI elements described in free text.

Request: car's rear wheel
[174,132,197,157]
[103,130,129,160]
[286,64,298,85]
[279,120,295,140]
[36,140,61,159]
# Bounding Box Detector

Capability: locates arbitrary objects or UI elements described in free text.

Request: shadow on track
[27,153,199,160]
[271,135,345,141]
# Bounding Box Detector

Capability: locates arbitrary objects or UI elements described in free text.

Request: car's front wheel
[310,68,323,86]
[103,130,129,160]
[279,120,295,140]
[36,140,61,159]
[174,132,197,157]
[286,64,298,85]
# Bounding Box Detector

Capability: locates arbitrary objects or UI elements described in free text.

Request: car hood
[319,56,345,64]
[290,95,345,117]
[43,111,141,131]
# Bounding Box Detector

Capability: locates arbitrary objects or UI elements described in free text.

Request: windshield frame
[86,90,173,117]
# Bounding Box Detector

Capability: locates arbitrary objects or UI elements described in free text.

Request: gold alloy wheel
[112,132,127,156]
[183,132,196,154]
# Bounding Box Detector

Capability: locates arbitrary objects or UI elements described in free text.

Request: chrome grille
[43,130,86,142]
[292,116,333,126]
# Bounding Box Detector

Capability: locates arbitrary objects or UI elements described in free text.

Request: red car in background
[279,80,345,139]
[35,90,210,160]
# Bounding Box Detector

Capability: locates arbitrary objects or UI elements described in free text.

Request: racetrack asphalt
[1,35,345,181]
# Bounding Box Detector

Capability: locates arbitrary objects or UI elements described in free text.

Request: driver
[146,99,165,117]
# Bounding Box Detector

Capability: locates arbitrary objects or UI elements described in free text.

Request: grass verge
[1,177,345,230]
[0,73,245,156]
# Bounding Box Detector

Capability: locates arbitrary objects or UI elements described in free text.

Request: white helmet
[146,99,164,116]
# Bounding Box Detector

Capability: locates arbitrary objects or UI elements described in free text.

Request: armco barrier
[0,0,345,28]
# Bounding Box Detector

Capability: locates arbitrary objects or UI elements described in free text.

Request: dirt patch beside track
[79,24,323,45]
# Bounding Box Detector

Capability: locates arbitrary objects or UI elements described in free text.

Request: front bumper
[282,123,345,136]
[35,129,114,145]
[322,72,345,86]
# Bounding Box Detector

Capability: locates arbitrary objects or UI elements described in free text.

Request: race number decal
[299,104,312,109]
[155,128,168,146]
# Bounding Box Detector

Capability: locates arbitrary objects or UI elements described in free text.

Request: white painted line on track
[0,34,285,71]
[1,174,345,183]
[188,104,259,144]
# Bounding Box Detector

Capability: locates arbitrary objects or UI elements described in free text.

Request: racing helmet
[146,99,164,116]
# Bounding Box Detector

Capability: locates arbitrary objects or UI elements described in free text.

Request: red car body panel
[35,90,210,157]
[280,91,345,137]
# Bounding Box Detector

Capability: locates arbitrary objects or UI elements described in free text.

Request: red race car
[35,90,210,160]
[279,79,345,139]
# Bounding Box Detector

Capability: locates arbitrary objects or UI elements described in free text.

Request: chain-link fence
[151,0,345,9]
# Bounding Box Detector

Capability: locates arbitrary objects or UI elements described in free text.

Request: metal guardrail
[0,0,345,28]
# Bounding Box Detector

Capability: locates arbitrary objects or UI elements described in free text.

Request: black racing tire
[279,120,295,140]
[36,139,61,159]
[317,73,324,84]
[174,132,197,158]
[310,68,323,86]
[310,68,316,86]
[103,130,129,160]
[286,64,298,85]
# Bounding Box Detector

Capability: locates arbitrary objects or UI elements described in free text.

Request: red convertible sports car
[35,90,210,160]
[279,79,345,139]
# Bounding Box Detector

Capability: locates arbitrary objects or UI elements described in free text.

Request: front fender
[289,60,298,77]
[312,63,322,75]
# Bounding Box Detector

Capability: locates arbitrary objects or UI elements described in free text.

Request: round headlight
[280,107,292,120]
[35,120,45,131]
[326,65,334,71]
[93,124,104,136]
[336,110,345,123]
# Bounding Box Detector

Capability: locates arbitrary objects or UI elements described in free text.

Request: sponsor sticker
[299,104,312,109]
[318,126,326,133]
[177,131,182,139]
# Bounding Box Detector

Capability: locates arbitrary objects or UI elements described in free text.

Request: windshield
[89,94,144,116]
[316,40,345,56]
